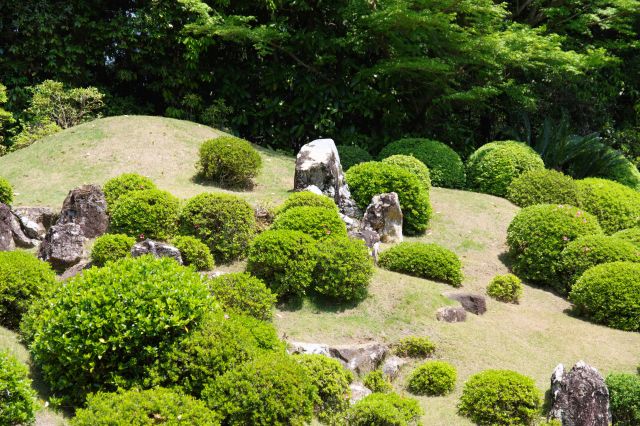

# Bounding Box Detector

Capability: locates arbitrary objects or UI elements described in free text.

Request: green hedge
[407,360,457,396]
[506,169,582,208]
[346,393,423,426]
[0,177,13,205]
[378,242,463,286]
[487,274,523,304]
[171,235,215,271]
[277,192,337,216]
[197,136,262,188]
[90,233,135,267]
[0,350,37,426]
[208,272,276,321]
[272,206,347,240]
[577,177,640,234]
[606,373,640,426]
[363,370,393,393]
[336,145,373,171]
[109,189,180,240]
[103,173,156,209]
[613,227,640,249]
[393,336,436,358]
[603,157,640,191]
[382,154,431,191]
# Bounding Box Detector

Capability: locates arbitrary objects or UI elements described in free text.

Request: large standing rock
[0,204,15,251]
[13,207,55,239]
[39,223,85,271]
[436,306,467,322]
[361,192,403,243]
[131,240,183,264]
[57,184,109,238]
[328,342,388,375]
[445,293,487,315]
[549,361,611,426]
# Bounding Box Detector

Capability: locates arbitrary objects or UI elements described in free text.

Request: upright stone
[57,184,109,238]
[39,223,85,271]
[0,203,16,251]
[361,192,403,243]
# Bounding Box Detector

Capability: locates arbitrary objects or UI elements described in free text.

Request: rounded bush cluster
[246,230,318,298]
[346,162,432,235]
[0,251,57,329]
[569,261,640,331]
[277,191,337,216]
[577,177,640,234]
[272,206,347,240]
[208,272,276,321]
[606,373,640,426]
[90,233,135,267]
[506,204,602,285]
[346,393,423,426]
[458,370,541,426]
[393,336,436,358]
[198,136,262,188]
[487,274,523,304]
[0,351,37,426]
[180,193,256,263]
[378,242,463,286]
[466,141,544,197]
[363,370,393,393]
[171,235,215,271]
[0,177,13,205]
[102,173,156,209]
[71,387,220,426]
[407,360,456,396]
[109,189,180,240]
[382,154,431,191]
[604,157,640,191]
[379,138,465,188]
[336,145,373,171]
[507,169,582,208]
[614,227,640,248]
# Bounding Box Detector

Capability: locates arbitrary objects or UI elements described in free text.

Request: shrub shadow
[189,174,256,192]
[307,293,363,313]
[277,295,304,312]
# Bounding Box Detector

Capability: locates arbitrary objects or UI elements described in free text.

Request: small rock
[57,184,109,238]
[59,260,93,281]
[302,185,324,195]
[436,306,467,322]
[0,203,16,251]
[361,192,403,243]
[9,212,37,248]
[328,342,387,375]
[349,228,381,264]
[350,382,372,404]
[131,240,182,264]
[39,223,86,272]
[445,293,487,315]
[13,207,55,239]
[381,355,407,381]
[288,342,331,357]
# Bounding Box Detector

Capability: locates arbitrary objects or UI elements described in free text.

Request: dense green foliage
[109,189,180,240]
[605,158,640,190]
[0,177,12,205]
[393,336,436,358]
[0,350,37,426]
[577,178,640,234]
[487,274,523,304]
[506,169,582,208]
[363,370,394,394]
[271,206,347,240]
[614,228,640,249]
[346,393,423,426]
[378,242,463,286]
[277,192,337,215]
[606,373,640,426]
[103,173,157,209]
[90,233,135,267]
[198,136,262,188]
[170,235,215,271]
[337,145,373,171]
[382,154,431,191]
[208,272,276,321]
[407,360,457,396]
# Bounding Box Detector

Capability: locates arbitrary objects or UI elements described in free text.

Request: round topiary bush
[0,350,37,426]
[197,136,262,188]
[71,387,220,426]
[614,227,640,249]
[606,373,640,426]
[179,192,256,263]
[393,336,436,358]
[577,177,640,234]
[506,169,582,208]
[312,236,374,302]
[604,157,640,191]
[171,235,215,271]
[246,229,318,298]
[378,242,463,286]
[569,261,640,331]
[271,206,347,240]
[208,272,276,321]
[382,154,432,191]
[90,233,135,267]
[407,360,457,396]
[486,274,523,304]
[336,145,373,171]
[466,141,544,197]
[379,138,465,188]
[458,370,541,426]
[202,354,315,425]
[346,161,431,235]
[277,191,337,216]
[102,173,156,209]
[0,177,13,205]
[109,189,180,240]
[506,204,602,285]
[346,393,423,426]
[363,369,393,393]
[0,251,57,329]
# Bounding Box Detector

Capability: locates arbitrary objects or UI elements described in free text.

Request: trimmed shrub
[614,227,640,249]
[25,256,213,405]
[202,354,315,426]
[407,360,456,396]
[382,154,431,191]
[71,387,220,426]
[312,236,374,302]
[109,189,180,240]
[569,261,640,331]
[197,136,262,188]
[0,177,13,205]
[246,230,318,298]
[277,191,337,216]
[506,169,582,208]
[577,177,640,234]
[0,351,37,426]
[487,274,523,303]
[458,370,541,426]
[171,235,215,271]
[346,393,423,426]
[363,370,393,393]
[102,173,156,209]
[336,145,373,171]
[466,141,544,197]
[0,251,57,329]
[90,233,135,266]
[379,138,465,188]
[604,157,640,190]
[179,193,256,263]
[346,161,432,235]
[393,336,436,358]
[272,206,347,240]
[606,373,640,426]
[378,242,463,286]
[208,272,276,321]
[506,204,602,285]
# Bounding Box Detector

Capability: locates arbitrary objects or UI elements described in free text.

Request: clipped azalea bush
[378,242,463,286]
[346,392,423,426]
[336,145,373,171]
[171,235,215,271]
[382,154,431,191]
[208,272,276,321]
[271,206,347,240]
[577,177,640,234]
[613,227,640,248]
[606,373,640,426]
[604,157,640,191]
[0,350,37,426]
[276,191,337,216]
[393,336,436,358]
[487,274,523,303]
[506,169,582,208]
[0,177,13,205]
[102,173,156,209]
[90,233,135,266]
[407,360,457,396]
[363,370,393,393]
[197,136,262,188]
[109,189,180,240]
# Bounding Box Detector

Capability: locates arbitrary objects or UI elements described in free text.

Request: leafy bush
[197,136,262,188]
[312,236,374,302]
[393,336,436,358]
[271,206,347,240]
[382,154,431,191]
[613,227,640,249]
[90,233,135,267]
[378,242,463,286]
[179,193,256,263]
[407,360,457,396]
[0,251,57,329]
[487,274,523,303]
[0,177,12,205]
[71,387,220,426]
[346,393,423,426]
[25,256,213,405]
[379,138,465,189]
[458,370,541,426]
[9,120,61,151]
[577,177,640,234]
[109,189,180,240]
[246,230,318,298]
[606,373,640,426]
[569,261,640,331]
[276,191,337,216]
[604,157,640,190]
[506,204,602,285]
[0,350,37,426]
[103,173,157,209]
[171,235,215,271]
[27,80,104,128]
[363,370,393,393]
[336,145,373,171]
[466,141,544,197]
[506,169,582,208]
[208,272,276,321]
[202,354,315,425]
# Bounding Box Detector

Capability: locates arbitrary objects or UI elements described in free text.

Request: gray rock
[9,212,36,248]
[39,223,86,272]
[349,382,372,404]
[57,184,109,238]
[382,355,407,381]
[436,306,467,322]
[349,228,381,264]
[289,342,331,357]
[362,192,403,243]
[0,203,16,251]
[13,207,55,239]
[328,342,388,375]
[59,260,93,281]
[131,239,182,264]
[549,361,611,426]
[445,293,487,315]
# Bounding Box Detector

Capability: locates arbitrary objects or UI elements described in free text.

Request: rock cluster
[131,239,183,264]
[0,203,53,250]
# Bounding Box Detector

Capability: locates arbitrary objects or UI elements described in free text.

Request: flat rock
[436,306,467,322]
[382,355,407,381]
[39,223,86,272]
[57,184,109,238]
[362,192,403,243]
[131,239,182,264]
[328,342,387,375]
[288,342,331,357]
[349,382,372,404]
[445,292,487,315]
